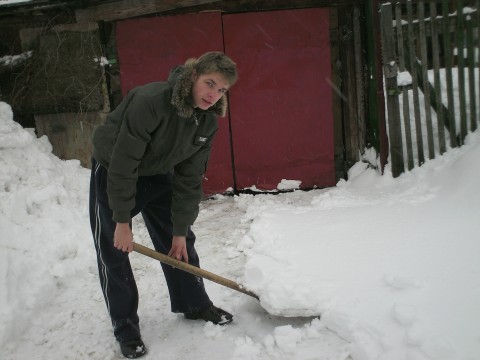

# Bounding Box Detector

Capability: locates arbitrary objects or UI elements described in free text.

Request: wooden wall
[35,111,107,167]
[1,0,367,179]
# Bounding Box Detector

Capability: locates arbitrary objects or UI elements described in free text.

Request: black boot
[119,339,147,359]
[184,305,233,325]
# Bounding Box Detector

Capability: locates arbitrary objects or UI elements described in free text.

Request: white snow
[276,179,302,191]
[0,0,32,6]
[1,87,479,360]
[397,71,412,87]
[0,51,33,67]
[241,136,480,359]
[94,56,111,67]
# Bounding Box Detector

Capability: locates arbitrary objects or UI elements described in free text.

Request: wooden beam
[75,0,223,23]
[160,0,361,18]
[76,0,362,23]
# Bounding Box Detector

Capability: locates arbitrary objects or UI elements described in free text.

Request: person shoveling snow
[89,52,238,358]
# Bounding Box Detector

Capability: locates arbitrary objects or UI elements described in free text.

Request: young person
[89,52,238,359]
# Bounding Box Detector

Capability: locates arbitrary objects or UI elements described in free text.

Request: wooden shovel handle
[133,243,259,300]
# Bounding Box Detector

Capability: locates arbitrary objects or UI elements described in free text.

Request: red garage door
[115,8,335,194]
[223,8,335,190]
[116,12,234,194]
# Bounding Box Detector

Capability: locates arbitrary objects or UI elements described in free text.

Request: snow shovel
[133,242,259,300]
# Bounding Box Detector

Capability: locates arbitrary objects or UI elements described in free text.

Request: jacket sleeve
[171,128,218,236]
[107,95,159,223]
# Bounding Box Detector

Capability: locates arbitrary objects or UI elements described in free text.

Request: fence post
[456,0,468,143]
[443,0,458,147]
[466,8,478,132]
[380,3,404,177]
[396,2,415,170]
[365,0,389,174]
[430,1,447,155]
[406,1,425,165]
[418,1,436,159]
[477,0,480,128]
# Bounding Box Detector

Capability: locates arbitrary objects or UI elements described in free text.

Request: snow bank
[240,131,480,359]
[0,102,91,347]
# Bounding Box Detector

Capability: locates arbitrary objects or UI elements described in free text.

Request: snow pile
[231,318,350,360]
[277,179,302,191]
[239,131,480,359]
[397,71,412,86]
[0,102,91,347]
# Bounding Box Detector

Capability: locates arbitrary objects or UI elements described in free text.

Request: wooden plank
[75,0,223,23]
[394,9,460,37]
[353,4,366,154]
[418,1,435,159]
[75,0,362,23]
[339,6,360,171]
[466,13,477,132]
[331,5,365,177]
[407,0,425,165]
[430,1,447,154]
[329,7,347,179]
[456,0,468,144]
[94,0,362,19]
[443,0,457,147]
[363,0,389,173]
[373,0,389,174]
[381,3,404,177]
[477,0,480,128]
[396,2,414,170]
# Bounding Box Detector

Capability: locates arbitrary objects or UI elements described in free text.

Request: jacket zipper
[192,111,199,126]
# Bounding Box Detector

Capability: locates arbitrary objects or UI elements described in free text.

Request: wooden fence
[380,0,480,177]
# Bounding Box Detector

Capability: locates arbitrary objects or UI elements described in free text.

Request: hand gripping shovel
[133,242,259,300]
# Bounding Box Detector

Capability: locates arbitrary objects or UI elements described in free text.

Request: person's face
[192,71,230,111]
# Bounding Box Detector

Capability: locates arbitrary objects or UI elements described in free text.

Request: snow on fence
[380,0,480,177]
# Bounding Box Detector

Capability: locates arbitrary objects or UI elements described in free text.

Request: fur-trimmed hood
[168,62,227,118]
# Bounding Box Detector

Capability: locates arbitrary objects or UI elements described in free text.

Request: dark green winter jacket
[92,63,227,236]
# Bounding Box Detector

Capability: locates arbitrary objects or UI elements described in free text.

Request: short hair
[186,51,238,86]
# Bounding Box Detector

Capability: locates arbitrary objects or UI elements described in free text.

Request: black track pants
[89,158,212,342]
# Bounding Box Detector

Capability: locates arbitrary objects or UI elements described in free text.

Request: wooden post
[456,0,468,143]
[381,3,404,177]
[430,2,447,154]
[338,6,361,173]
[466,8,478,132]
[75,0,223,23]
[365,0,389,173]
[443,0,457,147]
[407,1,425,165]
[477,0,480,128]
[396,3,414,170]
[353,5,366,153]
[418,1,435,160]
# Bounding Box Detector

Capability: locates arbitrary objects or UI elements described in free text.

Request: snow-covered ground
[1,94,479,360]
[0,0,32,6]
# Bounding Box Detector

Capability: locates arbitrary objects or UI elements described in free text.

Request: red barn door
[115,8,335,194]
[116,12,234,194]
[223,8,335,190]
